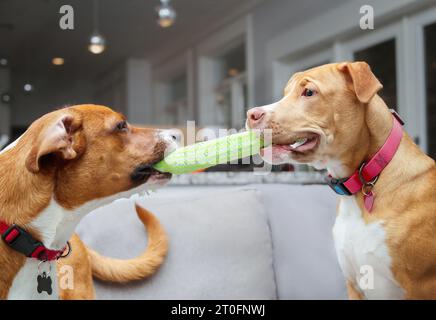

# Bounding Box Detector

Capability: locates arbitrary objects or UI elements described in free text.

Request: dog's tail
[85,204,168,283]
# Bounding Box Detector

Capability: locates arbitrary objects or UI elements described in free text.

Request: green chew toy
[153,131,263,174]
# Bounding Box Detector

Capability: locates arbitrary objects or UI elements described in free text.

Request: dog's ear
[338,61,383,103]
[26,114,82,173]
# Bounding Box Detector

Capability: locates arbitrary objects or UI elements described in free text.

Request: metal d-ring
[59,241,72,259]
[358,162,379,196]
[361,182,376,196]
[38,259,52,276]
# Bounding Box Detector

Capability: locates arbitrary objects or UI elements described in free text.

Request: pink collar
[326,110,404,212]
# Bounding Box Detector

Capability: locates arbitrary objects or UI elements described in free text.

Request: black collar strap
[0,221,69,261]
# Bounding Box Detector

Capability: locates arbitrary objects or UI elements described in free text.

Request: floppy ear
[338,61,383,103]
[26,115,80,173]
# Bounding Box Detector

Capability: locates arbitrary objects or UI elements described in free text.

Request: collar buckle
[1,224,44,258]
[324,176,352,196]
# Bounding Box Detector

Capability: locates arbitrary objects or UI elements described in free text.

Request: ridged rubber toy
[153,131,263,174]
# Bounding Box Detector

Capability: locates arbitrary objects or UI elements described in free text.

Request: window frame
[266,0,436,175]
[408,5,436,154]
[338,21,407,131]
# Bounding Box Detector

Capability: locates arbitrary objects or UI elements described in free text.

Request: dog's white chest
[7,260,58,300]
[332,197,404,299]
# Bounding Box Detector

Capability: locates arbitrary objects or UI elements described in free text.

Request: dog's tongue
[291,138,317,152]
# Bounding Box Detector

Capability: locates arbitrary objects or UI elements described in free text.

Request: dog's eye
[115,120,128,132]
[302,88,316,97]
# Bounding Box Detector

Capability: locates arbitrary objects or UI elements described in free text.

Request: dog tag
[364,191,375,213]
[37,271,53,295]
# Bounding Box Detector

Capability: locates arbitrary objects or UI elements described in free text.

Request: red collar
[0,221,68,261]
[326,109,404,212]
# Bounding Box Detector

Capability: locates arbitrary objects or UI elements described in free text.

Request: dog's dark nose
[247,107,265,128]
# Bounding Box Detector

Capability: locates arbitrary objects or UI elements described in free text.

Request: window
[354,39,397,110]
[424,22,436,160]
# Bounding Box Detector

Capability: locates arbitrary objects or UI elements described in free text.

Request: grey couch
[77,184,347,299]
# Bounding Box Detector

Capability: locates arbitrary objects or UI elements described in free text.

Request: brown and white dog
[247,62,436,299]
[0,104,177,300]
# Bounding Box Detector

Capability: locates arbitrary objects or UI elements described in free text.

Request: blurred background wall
[1,0,436,162]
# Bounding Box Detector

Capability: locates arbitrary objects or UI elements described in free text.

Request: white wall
[125,59,153,124]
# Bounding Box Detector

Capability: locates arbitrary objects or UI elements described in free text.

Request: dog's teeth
[290,138,308,149]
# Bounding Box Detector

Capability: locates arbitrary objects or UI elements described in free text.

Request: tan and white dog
[247,62,436,299]
[0,104,177,300]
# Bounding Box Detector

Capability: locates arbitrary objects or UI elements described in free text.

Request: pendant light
[156,0,176,28]
[88,0,106,54]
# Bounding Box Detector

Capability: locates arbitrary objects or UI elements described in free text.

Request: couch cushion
[251,184,347,299]
[76,188,277,300]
